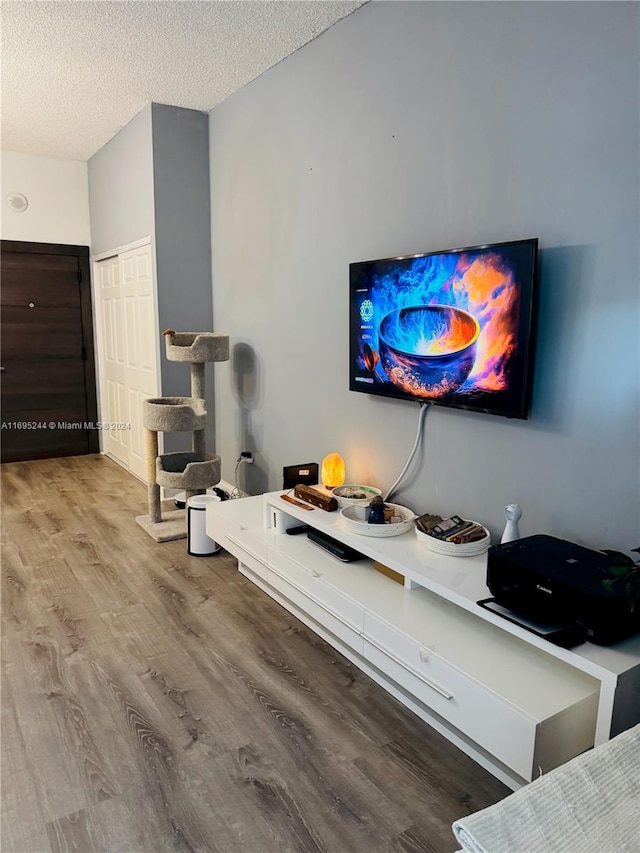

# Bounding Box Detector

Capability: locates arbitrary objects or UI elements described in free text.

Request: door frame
[0,239,100,456]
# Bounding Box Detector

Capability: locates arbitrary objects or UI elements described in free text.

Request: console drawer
[270,552,365,633]
[363,612,598,781]
[226,533,269,582]
[362,636,536,779]
[267,566,364,653]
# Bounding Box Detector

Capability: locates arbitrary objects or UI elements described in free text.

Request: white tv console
[206,492,640,790]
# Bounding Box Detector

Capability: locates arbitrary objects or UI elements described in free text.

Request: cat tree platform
[164,332,229,364]
[143,397,207,432]
[155,452,221,490]
[135,508,190,542]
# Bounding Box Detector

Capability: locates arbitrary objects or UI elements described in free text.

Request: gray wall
[89,103,216,453]
[152,103,215,452]
[210,0,639,550]
[88,105,155,254]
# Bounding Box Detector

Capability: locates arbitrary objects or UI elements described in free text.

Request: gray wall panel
[210,0,638,548]
[88,105,155,254]
[152,104,216,451]
[89,102,218,458]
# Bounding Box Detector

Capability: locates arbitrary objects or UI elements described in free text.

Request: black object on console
[486,534,640,646]
[307,528,366,563]
[283,463,319,490]
[477,598,584,649]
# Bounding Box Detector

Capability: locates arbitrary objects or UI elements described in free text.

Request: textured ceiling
[0,0,365,161]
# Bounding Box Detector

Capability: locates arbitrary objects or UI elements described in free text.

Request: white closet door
[95,241,159,481]
[120,245,158,481]
[97,255,129,468]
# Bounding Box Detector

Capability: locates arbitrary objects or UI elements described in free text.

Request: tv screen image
[349,238,538,419]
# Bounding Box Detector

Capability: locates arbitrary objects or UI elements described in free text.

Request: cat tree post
[146,429,162,523]
[191,362,206,459]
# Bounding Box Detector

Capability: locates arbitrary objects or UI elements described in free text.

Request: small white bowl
[332,484,382,508]
[341,503,415,537]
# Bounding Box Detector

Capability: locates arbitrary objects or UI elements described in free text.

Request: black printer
[486,534,640,646]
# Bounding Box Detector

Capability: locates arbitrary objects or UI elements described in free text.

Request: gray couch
[452,724,640,853]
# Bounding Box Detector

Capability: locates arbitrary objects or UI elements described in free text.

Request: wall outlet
[240,451,254,464]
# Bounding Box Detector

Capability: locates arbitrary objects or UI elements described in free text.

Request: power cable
[383,402,430,503]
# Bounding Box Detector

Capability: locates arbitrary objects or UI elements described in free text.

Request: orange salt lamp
[321,453,345,490]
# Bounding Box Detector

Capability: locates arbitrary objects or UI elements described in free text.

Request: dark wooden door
[1,241,99,462]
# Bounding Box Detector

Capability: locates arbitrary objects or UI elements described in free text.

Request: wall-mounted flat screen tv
[349,238,538,419]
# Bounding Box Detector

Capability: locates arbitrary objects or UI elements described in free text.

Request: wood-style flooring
[1,455,509,853]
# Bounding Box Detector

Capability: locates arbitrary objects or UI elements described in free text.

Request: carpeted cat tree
[136,331,229,542]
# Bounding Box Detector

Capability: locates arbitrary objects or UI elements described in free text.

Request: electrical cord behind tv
[384,401,430,503]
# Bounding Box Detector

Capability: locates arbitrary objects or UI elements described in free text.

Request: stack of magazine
[415,513,487,545]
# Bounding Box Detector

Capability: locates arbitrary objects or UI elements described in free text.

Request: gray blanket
[452,724,640,853]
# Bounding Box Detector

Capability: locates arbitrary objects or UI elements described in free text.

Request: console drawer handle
[365,636,453,700]
[226,535,265,566]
